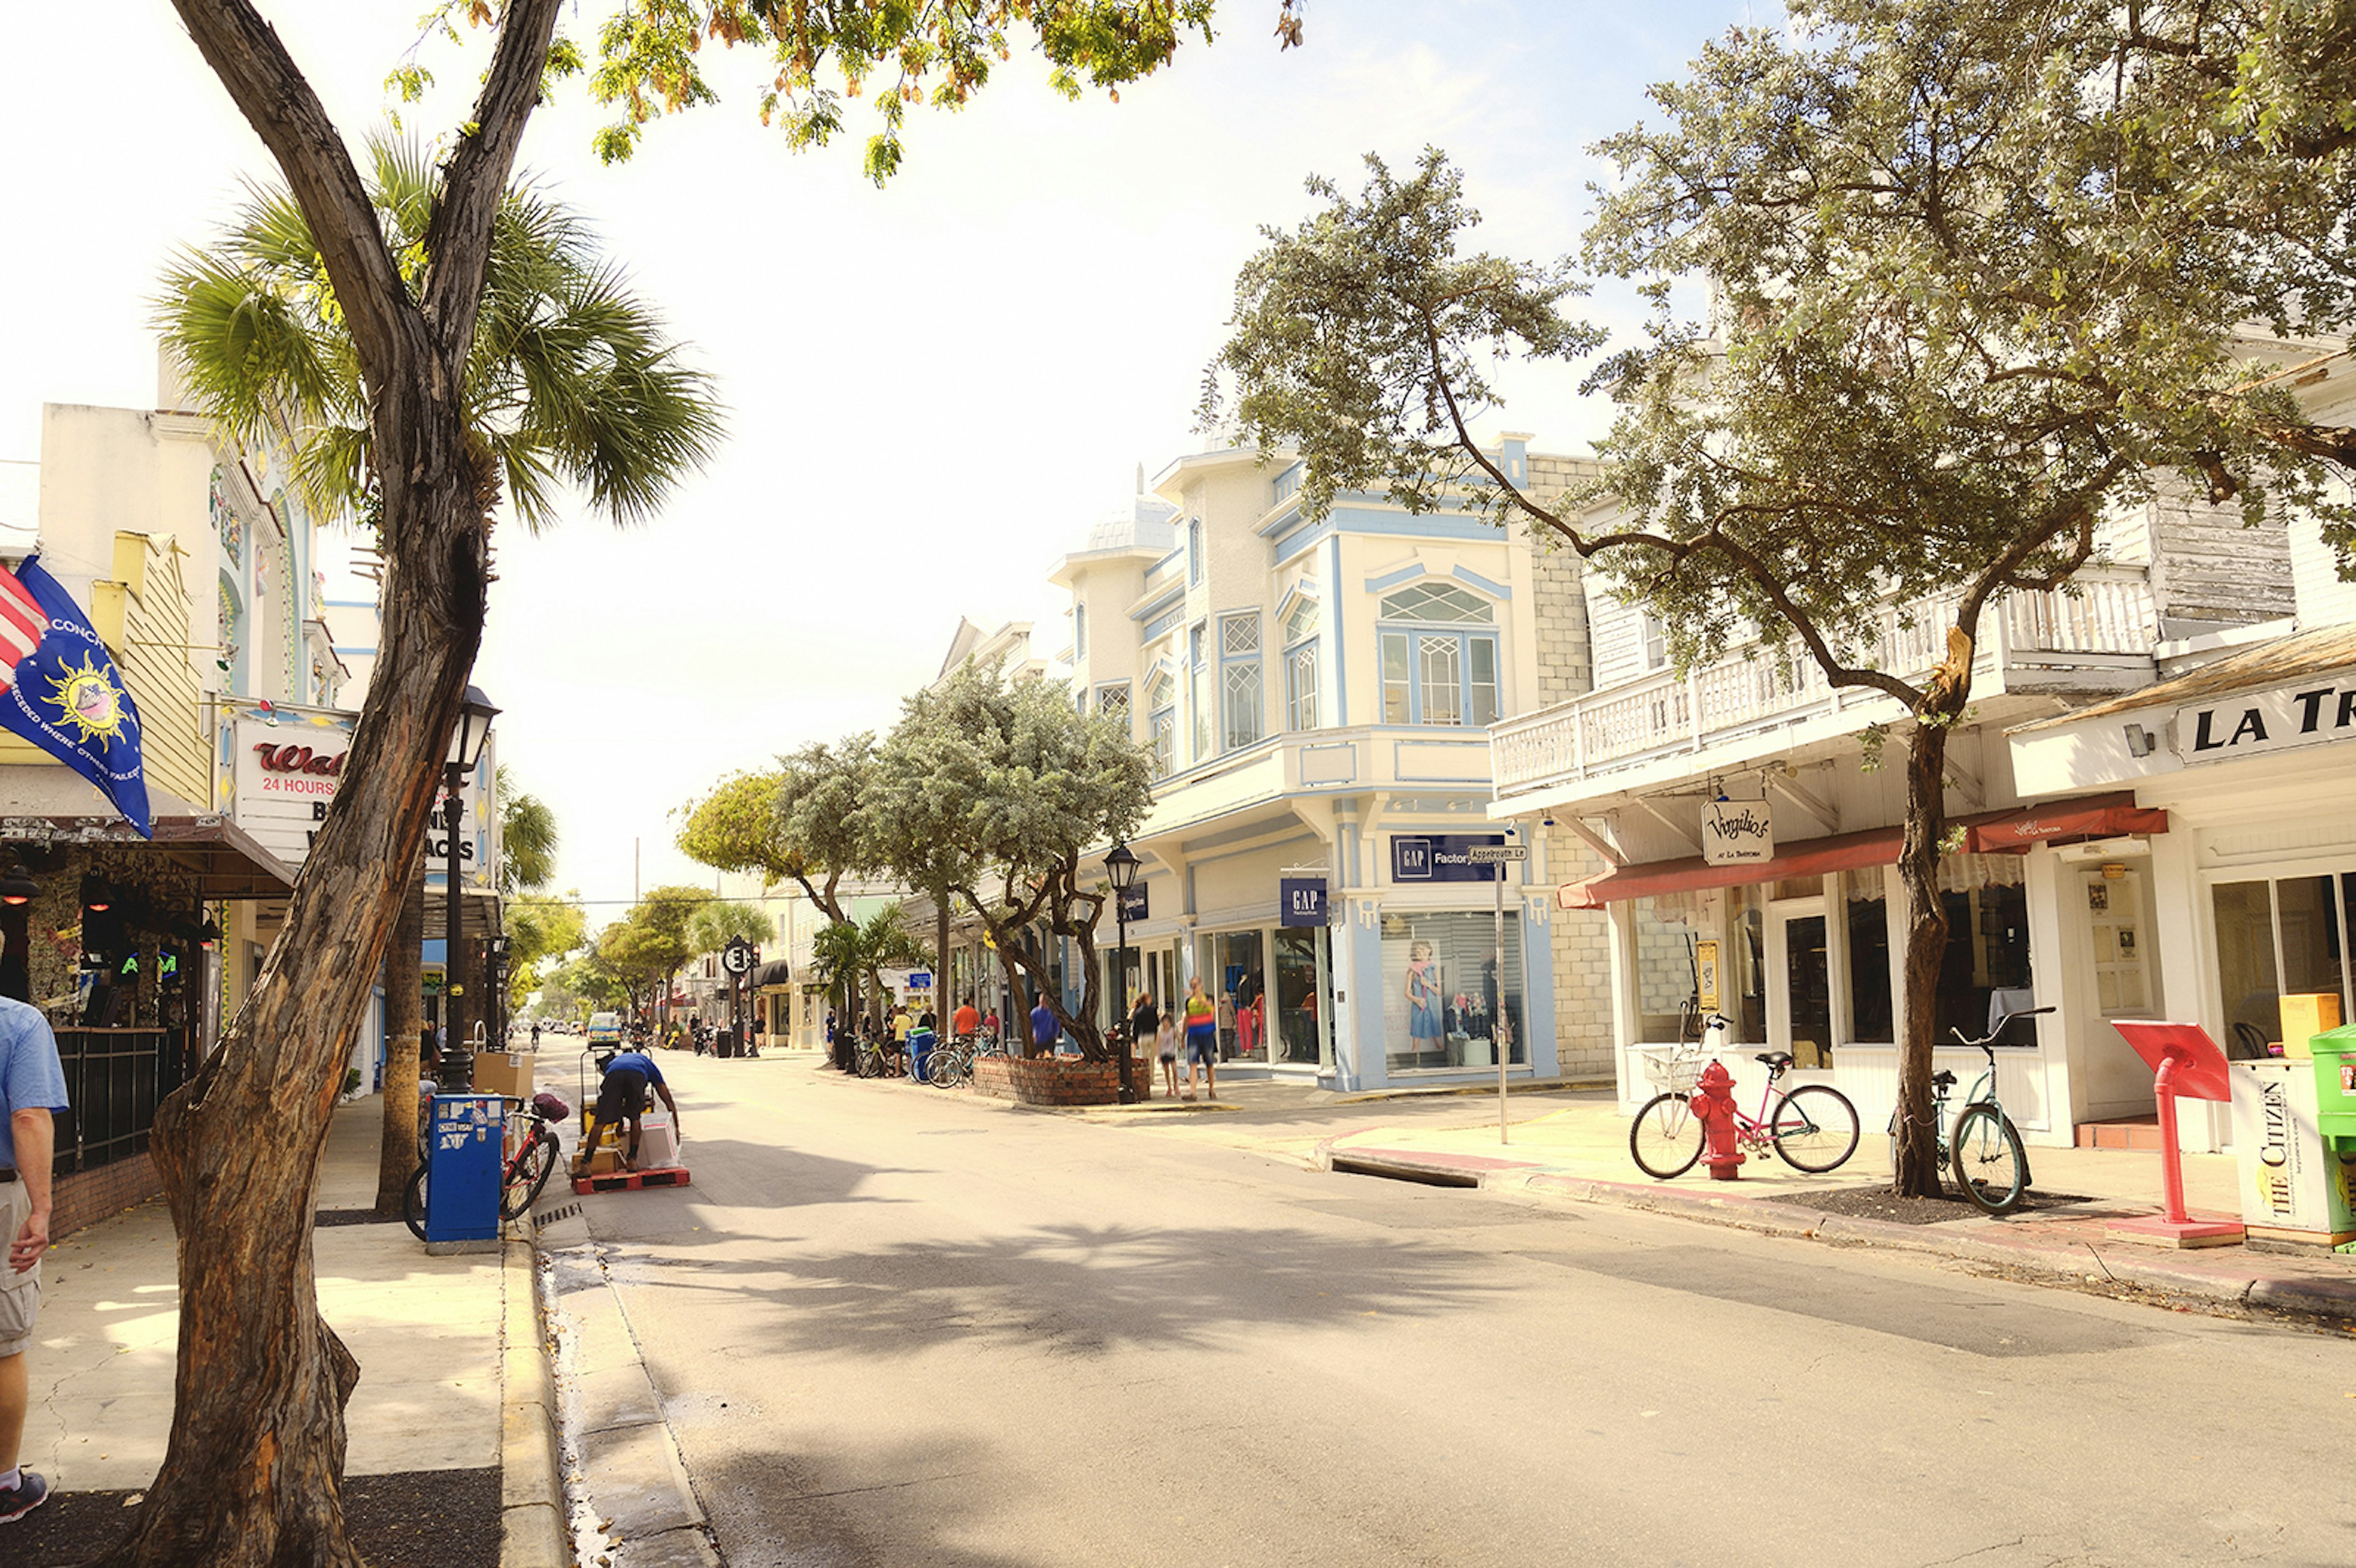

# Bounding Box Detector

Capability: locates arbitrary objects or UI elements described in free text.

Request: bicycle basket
[1638,1046,1703,1093]
[531,1091,571,1123]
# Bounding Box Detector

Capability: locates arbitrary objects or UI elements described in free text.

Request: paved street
[544,1053,2356,1567]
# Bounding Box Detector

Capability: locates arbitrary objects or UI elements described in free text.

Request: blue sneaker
[0,1469,47,1522]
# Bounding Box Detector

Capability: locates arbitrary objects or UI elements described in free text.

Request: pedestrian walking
[1155,1010,1180,1099]
[952,994,980,1040]
[981,1007,999,1043]
[0,996,67,1523]
[1180,976,1218,1101]
[1029,993,1059,1054]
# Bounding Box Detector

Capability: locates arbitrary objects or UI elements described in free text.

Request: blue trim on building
[1364,562,1426,593]
[1520,896,1560,1079]
[1450,564,1513,599]
[1325,534,1347,725]
[1130,581,1185,624]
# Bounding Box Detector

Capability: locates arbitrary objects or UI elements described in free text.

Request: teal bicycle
[1906,1006,2045,1215]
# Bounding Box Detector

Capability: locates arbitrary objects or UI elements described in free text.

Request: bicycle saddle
[1933,1069,1957,1089]
[1754,1051,1795,1070]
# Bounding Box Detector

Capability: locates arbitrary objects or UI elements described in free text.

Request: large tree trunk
[934,889,951,1028]
[1889,628,1974,1200]
[374,866,426,1214]
[94,2,563,1561]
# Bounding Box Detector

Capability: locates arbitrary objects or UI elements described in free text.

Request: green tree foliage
[409,0,1226,182]
[496,765,560,895]
[809,904,930,1042]
[504,892,586,1011]
[1207,12,2354,1189]
[676,742,877,922]
[156,134,723,536]
[688,899,775,956]
[869,660,1153,1064]
[595,884,707,1020]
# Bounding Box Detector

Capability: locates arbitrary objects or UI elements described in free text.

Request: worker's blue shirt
[606,1051,664,1086]
[1030,1002,1058,1047]
[0,997,69,1171]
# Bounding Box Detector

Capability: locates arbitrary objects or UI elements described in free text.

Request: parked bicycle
[1628,1020,1861,1179]
[922,1033,980,1090]
[402,1091,571,1242]
[1907,1006,2046,1215]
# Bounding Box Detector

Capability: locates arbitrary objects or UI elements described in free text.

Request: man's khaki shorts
[0,1181,41,1358]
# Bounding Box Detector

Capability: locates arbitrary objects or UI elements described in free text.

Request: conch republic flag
[0,555,151,838]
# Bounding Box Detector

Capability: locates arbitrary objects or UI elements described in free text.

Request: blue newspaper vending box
[425,1093,503,1247]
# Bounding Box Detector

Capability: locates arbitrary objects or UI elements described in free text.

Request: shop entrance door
[1767,901,1833,1069]
[1272,927,1331,1068]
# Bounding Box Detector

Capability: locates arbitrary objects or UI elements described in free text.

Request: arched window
[1187,518,1204,586]
[1377,580,1499,727]
[1146,671,1177,778]
[1283,595,1320,731]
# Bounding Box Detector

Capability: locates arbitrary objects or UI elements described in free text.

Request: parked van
[587,1011,623,1048]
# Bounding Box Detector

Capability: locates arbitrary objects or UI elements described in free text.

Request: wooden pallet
[571,1164,692,1194]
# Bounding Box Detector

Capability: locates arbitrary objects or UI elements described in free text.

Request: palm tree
[809,904,928,1070]
[158,134,722,536]
[496,764,558,896]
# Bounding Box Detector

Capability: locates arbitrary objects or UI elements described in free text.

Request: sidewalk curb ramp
[502,1237,569,1568]
[1315,1140,2356,1325]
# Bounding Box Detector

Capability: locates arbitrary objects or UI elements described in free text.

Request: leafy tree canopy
[688,898,775,955]
[678,741,878,920]
[156,134,723,535]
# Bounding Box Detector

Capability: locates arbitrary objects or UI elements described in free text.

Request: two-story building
[1490,353,2350,1153]
[1055,437,1597,1092]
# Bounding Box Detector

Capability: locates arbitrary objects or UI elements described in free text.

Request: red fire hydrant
[1688,1060,1746,1181]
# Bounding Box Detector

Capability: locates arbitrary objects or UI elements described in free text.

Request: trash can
[2307,1026,2356,1148]
[424,1093,503,1251]
[716,1028,738,1059]
[909,1028,935,1083]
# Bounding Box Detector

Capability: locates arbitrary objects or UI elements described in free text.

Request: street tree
[809,904,930,1043]
[122,1,1237,1551]
[504,892,587,1012]
[1207,14,2352,1194]
[688,899,775,956]
[871,660,1152,1074]
[678,742,880,924]
[164,136,702,1221]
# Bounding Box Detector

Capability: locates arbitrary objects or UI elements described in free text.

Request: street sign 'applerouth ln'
[1466,845,1528,864]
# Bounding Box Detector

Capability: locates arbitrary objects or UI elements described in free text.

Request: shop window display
[1934,856,2030,1043]
[1726,883,1769,1042]
[1381,912,1523,1071]
[1844,867,1893,1043]
[1633,892,1703,1041]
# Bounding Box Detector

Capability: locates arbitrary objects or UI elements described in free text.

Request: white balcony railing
[1492,571,2158,797]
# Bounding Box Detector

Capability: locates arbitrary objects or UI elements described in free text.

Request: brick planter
[972,1054,1123,1107]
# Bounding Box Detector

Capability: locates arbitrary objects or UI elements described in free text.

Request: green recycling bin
[2310,1024,2356,1147]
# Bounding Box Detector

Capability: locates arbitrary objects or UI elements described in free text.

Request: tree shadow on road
[615,1216,1509,1361]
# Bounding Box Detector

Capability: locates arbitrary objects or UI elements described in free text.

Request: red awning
[1557,792,2165,910]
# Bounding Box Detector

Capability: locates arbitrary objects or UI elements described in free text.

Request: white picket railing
[1493,572,2157,796]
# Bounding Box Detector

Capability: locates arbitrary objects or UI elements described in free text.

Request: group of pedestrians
[1126,975,1220,1101]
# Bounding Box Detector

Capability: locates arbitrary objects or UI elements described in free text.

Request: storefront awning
[1557,793,2166,910]
[1,812,298,901]
[750,958,793,988]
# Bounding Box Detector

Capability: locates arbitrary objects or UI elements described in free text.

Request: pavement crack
[1917,1537,2027,1567]
[788,1470,982,1503]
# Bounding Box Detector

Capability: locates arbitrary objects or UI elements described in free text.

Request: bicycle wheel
[1950,1103,2029,1215]
[502,1134,558,1220]
[1769,1084,1861,1173]
[1629,1092,1704,1180]
[402,1163,429,1243]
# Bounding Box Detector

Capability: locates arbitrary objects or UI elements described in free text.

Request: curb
[1317,1142,2356,1325]
[501,1237,571,1568]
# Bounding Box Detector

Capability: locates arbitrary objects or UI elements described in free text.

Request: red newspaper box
[2109,1021,2244,1247]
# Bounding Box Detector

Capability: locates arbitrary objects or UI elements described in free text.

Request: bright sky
[0,0,1758,918]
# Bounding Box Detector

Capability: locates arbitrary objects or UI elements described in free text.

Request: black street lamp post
[1104,841,1139,1105]
[437,685,500,1093]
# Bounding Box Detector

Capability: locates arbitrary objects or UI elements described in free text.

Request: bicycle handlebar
[1948,1005,2054,1049]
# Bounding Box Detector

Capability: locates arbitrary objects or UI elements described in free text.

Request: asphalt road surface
[567,1053,2356,1568]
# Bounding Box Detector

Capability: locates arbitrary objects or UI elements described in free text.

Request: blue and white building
[1053,439,1585,1091]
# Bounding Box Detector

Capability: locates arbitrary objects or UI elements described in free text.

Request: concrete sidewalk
[20,1094,554,1559]
[1306,1088,2356,1320]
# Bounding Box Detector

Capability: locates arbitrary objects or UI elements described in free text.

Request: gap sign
[1280,877,1328,927]
[1390,834,1510,883]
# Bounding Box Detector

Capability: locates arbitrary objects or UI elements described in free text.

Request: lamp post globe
[439,684,500,1091]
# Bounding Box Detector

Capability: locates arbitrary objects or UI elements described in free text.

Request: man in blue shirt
[0,997,67,1524]
[1029,996,1060,1053]
[572,1049,681,1177]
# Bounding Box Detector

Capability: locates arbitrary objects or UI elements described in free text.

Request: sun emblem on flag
[43,655,129,744]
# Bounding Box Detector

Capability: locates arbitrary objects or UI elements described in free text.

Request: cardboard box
[635,1112,679,1170]
[587,1147,624,1176]
[2278,994,2342,1058]
[475,1050,535,1097]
